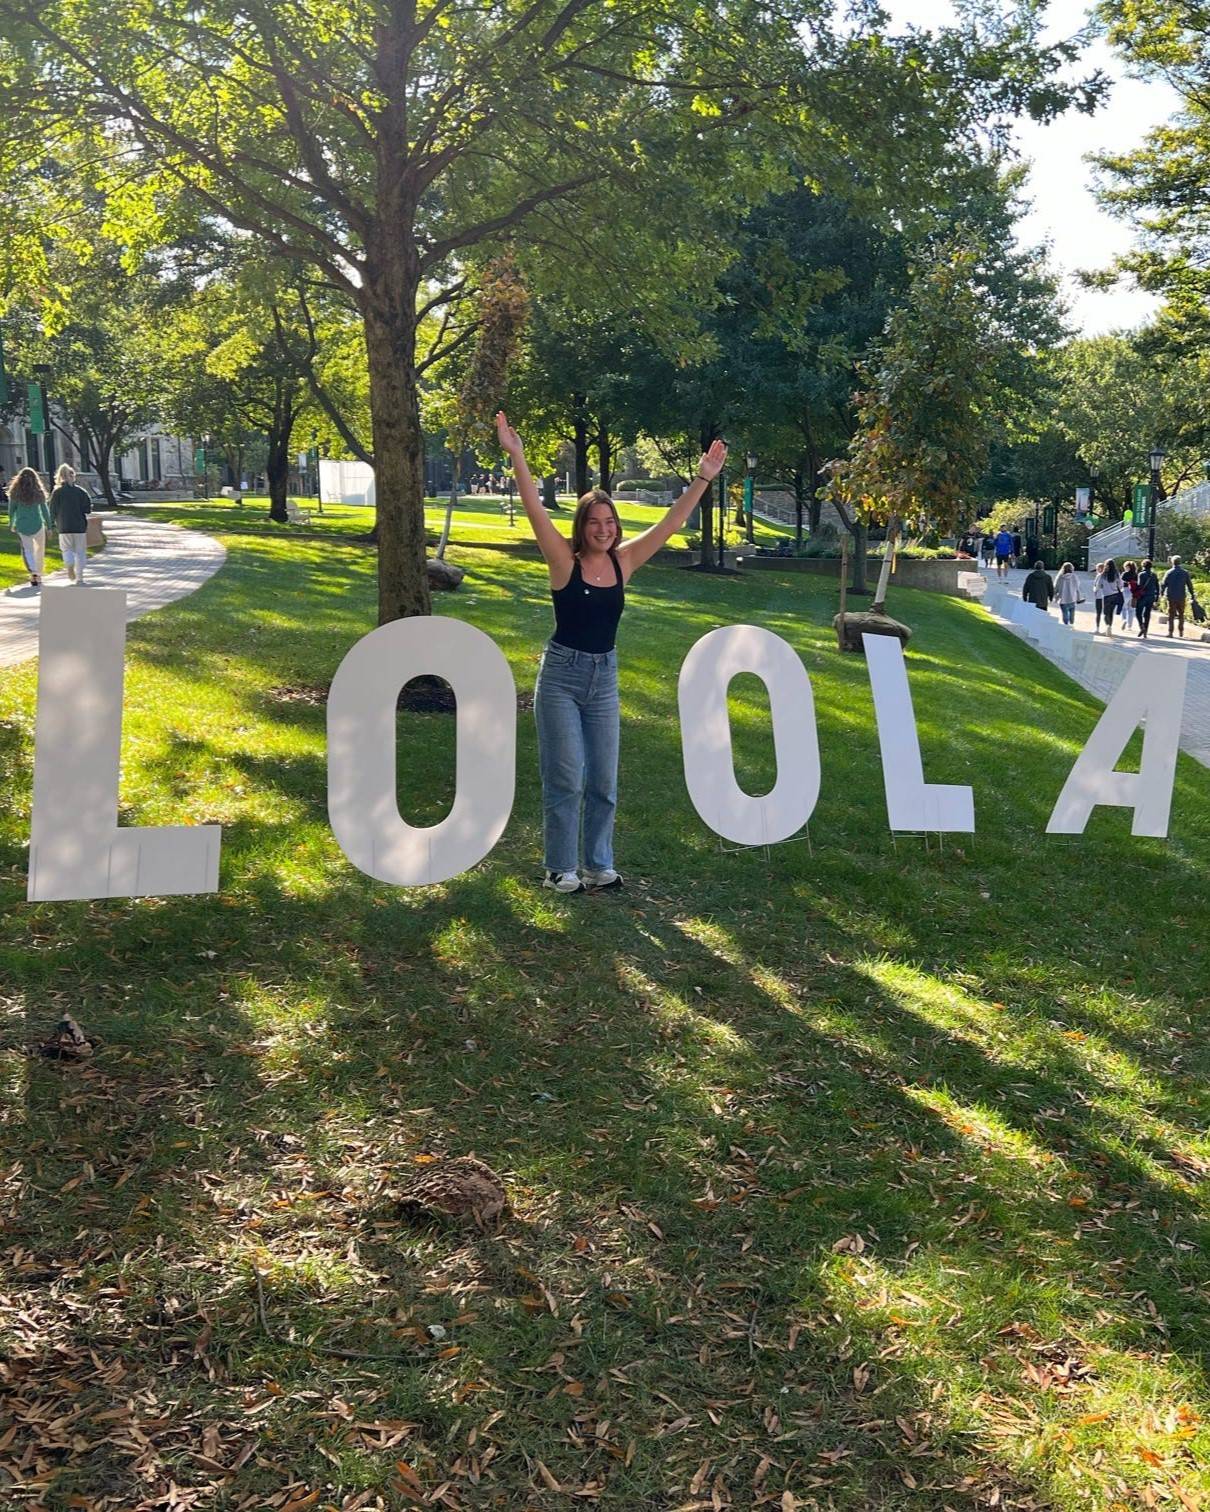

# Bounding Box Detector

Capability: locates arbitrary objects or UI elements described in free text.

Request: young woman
[1055,561,1081,625]
[1119,559,1139,633]
[6,467,52,589]
[48,463,92,584]
[1093,558,1122,634]
[495,410,726,893]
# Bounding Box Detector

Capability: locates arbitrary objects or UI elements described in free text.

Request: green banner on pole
[1133,482,1150,524]
[742,476,753,508]
[193,447,206,474]
[27,380,46,435]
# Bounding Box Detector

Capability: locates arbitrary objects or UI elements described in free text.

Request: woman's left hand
[696,438,728,481]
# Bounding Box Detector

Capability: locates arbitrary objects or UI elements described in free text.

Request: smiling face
[571,490,622,556]
[584,504,617,551]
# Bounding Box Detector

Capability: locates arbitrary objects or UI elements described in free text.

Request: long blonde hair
[7,467,47,505]
[54,463,76,485]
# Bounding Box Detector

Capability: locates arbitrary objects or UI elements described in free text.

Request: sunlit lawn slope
[0,508,1206,1511]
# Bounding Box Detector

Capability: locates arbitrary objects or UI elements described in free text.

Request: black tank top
[551,554,625,653]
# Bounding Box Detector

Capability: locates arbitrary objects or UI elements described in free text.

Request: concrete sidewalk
[1,514,226,668]
[967,564,1210,770]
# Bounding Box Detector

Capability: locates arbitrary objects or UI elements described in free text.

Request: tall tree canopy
[1,0,1094,620]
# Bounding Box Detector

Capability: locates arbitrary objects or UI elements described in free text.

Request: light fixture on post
[1148,446,1165,562]
[745,450,756,544]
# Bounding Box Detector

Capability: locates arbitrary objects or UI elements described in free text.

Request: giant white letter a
[1047,654,1187,837]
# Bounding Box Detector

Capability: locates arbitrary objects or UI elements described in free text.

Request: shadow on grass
[1,546,1207,1508]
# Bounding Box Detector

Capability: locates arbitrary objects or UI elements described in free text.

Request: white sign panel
[319,458,376,507]
[27,589,221,901]
[677,625,820,846]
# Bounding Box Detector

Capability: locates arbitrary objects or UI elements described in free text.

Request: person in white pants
[7,467,51,588]
[48,463,93,583]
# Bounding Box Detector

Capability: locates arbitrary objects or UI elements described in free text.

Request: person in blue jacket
[994,527,1014,578]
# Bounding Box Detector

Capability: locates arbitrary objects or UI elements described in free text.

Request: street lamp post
[31,363,51,476]
[311,428,323,515]
[1147,446,1165,563]
[745,450,756,544]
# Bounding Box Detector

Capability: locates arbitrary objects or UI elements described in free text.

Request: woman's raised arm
[616,439,728,577]
[496,412,572,575]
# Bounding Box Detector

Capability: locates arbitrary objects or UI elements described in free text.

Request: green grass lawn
[1,509,1207,1511]
[139,492,796,549]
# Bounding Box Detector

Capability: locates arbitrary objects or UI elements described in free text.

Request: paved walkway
[968,564,1210,770]
[1,514,226,667]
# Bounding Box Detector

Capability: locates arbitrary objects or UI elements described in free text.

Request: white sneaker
[583,868,623,891]
[542,870,584,893]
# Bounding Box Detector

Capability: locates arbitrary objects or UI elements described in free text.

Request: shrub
[1155,507,1210,576]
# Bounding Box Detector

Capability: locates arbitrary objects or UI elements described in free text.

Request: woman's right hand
[496,411,523,461]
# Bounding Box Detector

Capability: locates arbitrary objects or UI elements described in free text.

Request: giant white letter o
[678,625,820,846]
[327,618,515,885]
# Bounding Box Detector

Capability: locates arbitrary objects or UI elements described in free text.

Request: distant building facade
[0,395,195,491]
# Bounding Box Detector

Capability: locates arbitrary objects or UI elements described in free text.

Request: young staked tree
[828,244,1009,612]
[0,0,1094,623]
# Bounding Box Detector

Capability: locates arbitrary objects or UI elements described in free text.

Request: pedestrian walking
[497,409,726,893]
[1160,555,1196,639]
[7,466,51,589]
[982,532,995,567]
[1136,558,1160,639]
[994,527,1014,578]
[1021,560,1054,611]
[1055,561,1081,625]
[48,464,92,584]
[1119,559,1139,633]
[1012,531,1023,566]
[1093,558,1123,634]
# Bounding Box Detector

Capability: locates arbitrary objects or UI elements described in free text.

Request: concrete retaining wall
[734,554,966,596]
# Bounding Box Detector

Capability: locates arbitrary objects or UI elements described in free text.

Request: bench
[286,500,312,526]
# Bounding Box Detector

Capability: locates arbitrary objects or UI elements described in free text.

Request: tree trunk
[95,446,118,509]
[362,246,431,623]
[807,448,823,535]
[436,462,460,560]
[573,397,590,496]
[596,424,612,494]
[266,436,290,522]
[871,515,900,612]
[850,519,869,594]
[793,466,805,547]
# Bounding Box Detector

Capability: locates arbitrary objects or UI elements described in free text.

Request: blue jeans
[534,641,619,874]
[1060,602,1075,624]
